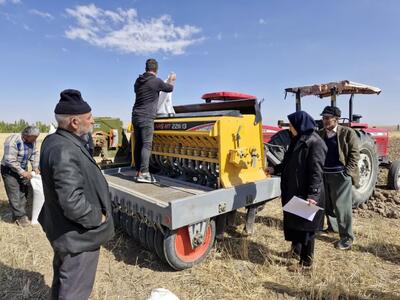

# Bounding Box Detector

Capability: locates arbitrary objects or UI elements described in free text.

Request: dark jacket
[318,125,360,187]
[279,131,327,232]
[39,129,114,254]
[132,72,174,119]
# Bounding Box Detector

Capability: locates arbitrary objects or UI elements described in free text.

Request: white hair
[55,114,92,137]
[55,114,78,128]
[21,126,40,137]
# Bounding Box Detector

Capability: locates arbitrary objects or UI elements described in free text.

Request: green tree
[0,120,50,133]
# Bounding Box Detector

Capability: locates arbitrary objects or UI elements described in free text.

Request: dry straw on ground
[0,133,399,300]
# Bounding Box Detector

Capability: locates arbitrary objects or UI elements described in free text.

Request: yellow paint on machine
[130,114,267,188]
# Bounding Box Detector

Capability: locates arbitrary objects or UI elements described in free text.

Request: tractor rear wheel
[387,160,400,190]
[163,219,216,270]
[352,132,378,207]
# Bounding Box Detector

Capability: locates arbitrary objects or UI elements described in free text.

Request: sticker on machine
[154,121,215,131]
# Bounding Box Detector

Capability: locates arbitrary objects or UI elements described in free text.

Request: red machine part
[362,127,389,158]
[201,91,257,101]
[262,125,283,143]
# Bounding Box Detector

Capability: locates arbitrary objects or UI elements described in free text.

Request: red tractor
[265,80,400,206]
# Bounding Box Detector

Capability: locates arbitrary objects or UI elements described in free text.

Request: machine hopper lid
[202,91,257,101]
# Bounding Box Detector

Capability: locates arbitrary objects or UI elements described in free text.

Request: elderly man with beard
[39,89,114,300]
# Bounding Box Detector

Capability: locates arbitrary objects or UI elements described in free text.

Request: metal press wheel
[163,219,216,270]
[120,212,128,232]
[131,217,140,241]
[138,222,148,249]
[125,215,133,237]
[146,226,156,252]
[112,206,121,228]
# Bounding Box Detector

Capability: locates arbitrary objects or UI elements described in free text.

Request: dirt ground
[0,133,400,300]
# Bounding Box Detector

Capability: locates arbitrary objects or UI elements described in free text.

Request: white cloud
[64,4,204,55]
[0,11,16,23]
[0,0,21,4]
[29,9,54,21]
[259,18,266,25]
[23,24,32,31]
[216,33,222,40]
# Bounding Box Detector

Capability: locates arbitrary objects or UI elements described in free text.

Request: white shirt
[326,125,338,139]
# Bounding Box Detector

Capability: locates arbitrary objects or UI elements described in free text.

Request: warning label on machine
[154,121,216,132]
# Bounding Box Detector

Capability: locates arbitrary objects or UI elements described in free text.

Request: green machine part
[93,117,131,167]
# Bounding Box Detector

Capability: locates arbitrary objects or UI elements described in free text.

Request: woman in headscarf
[275,111,327,270]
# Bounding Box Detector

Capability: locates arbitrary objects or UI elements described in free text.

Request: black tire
[387,160,400,190]
[163,219,216,270]
[146,226,156,252]
[120,212,127,233]
[265,129,291,164]
[125,215,133,237]
[154,229,167,262]
[352,131,378,207]
[138,222,148,249]
[131,217,140,241]
[112,207,120,228]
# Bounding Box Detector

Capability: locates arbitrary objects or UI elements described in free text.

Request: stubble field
[0,132,399,300]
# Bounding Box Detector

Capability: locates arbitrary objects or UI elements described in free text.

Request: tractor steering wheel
[339,117,350,125]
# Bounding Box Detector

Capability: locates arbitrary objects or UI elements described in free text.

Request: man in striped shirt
[1,126,40,227]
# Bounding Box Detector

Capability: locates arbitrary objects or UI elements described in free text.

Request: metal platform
[103,167,281,230]
[104,169,212,205]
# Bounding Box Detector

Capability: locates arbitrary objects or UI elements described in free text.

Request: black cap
[54,89,92,115]
[321,106,341,117]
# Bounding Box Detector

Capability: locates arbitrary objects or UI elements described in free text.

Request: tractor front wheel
[352,133,378,207]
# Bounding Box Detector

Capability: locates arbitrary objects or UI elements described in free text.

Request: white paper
[283,196,324,221]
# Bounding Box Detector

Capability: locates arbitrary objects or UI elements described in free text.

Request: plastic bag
[48,123,57,134]
[30,172,44,225]
[147,288,179,300]
[157,78,175,115]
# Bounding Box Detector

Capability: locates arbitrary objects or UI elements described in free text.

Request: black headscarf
[287,111,316,136]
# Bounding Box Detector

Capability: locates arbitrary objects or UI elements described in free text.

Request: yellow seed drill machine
[104,92,280,270]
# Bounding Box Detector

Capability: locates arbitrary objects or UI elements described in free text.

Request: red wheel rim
[174,224,212,263]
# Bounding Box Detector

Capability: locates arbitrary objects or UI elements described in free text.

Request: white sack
[147,288,179,300]
[157,79,175,115]
[30,172,44,225]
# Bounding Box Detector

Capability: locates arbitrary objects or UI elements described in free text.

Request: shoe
[287,263,313,273]
[136,172,157,183]
[336,238,353,250]
[15,216,30,227]
[322,226,337,234]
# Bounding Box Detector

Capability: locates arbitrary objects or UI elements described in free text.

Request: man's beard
[77,124,93,136]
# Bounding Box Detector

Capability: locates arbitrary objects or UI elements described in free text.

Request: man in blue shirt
[1,126,40,227]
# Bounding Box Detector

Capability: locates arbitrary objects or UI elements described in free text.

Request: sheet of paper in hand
[282,196,324,221]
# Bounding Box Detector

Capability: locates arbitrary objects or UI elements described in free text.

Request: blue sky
[1,0,399,126]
